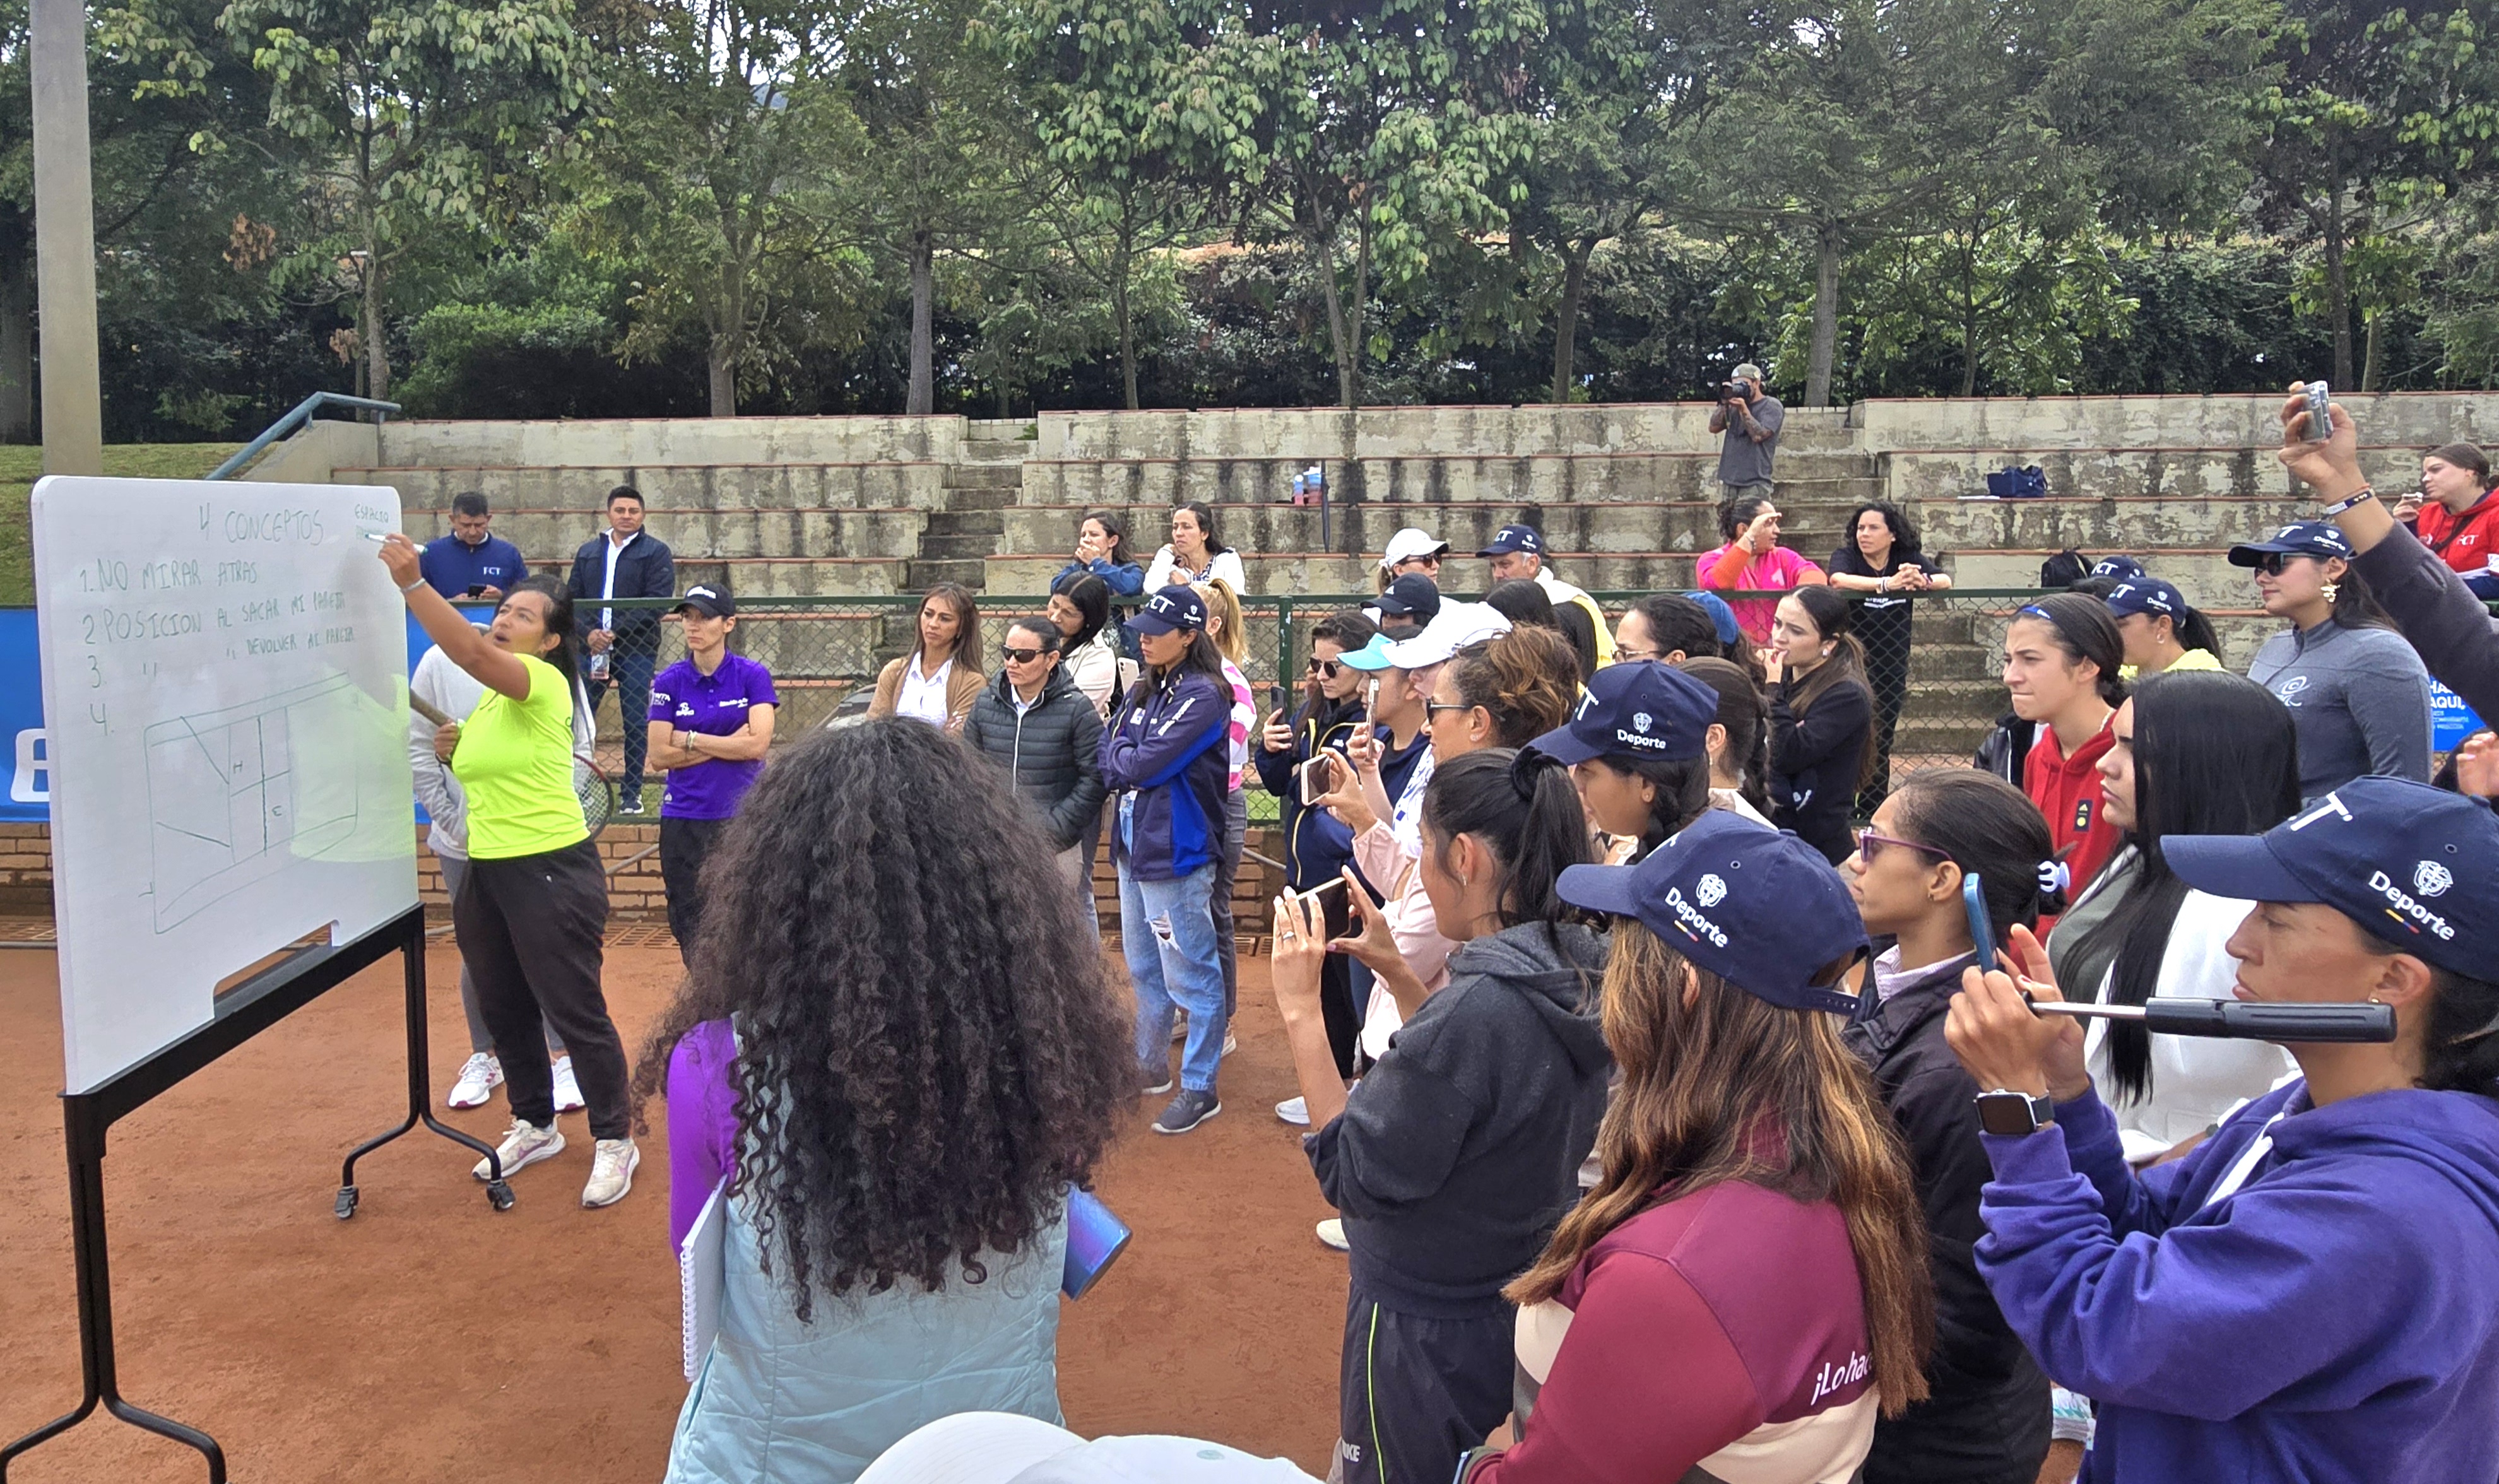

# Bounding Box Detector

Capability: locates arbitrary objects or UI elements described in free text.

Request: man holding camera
[1710,362,1784,503]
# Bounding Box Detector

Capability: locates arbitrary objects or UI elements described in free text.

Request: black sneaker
[1152,1088,1221,1135]
[1141,1066,1174,1097]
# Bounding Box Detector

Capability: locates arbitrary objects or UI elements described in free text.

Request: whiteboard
[33,477,418,1093]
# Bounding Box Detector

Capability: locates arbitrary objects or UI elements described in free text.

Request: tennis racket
[575,752,617,842]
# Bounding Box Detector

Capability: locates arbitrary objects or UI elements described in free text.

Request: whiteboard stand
[0,906,509,1484]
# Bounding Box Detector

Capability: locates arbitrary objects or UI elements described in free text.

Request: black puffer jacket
[960,667,1107,851]
[1769,671,1871,863]
[1842,953,2052,1484]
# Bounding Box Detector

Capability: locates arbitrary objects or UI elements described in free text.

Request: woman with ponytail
[1677,657,1776,825]
[1767,585,1877,862]
[1841,769,2056,1484]
[1457,813,1933,1483]
[2001,593,2128,912]
[2050,670,2301,1163]
[2103,575,2224,676]
[1271,747,1610,1484]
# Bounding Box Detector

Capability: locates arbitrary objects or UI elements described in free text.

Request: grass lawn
[0,444,244,606]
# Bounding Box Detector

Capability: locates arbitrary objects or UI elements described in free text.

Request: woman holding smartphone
[1841,770,2058,1484]
[377,540,639,1209]
[1254,610,1381,1083]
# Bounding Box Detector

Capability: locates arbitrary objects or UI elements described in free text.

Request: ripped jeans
[1119,863,1227,1093]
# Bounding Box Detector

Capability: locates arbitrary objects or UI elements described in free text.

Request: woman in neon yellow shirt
[381,538,639,1210]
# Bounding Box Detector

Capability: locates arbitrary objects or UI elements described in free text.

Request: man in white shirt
[1477,523,1614,664]
[564,486,675,813]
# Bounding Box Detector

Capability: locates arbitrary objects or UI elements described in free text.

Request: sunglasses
[1426,701,1473,718]
[1001,645,1049,664]
[1854,828,1953,865]
[1307,657,1342,678]
[2247,552,2322,577]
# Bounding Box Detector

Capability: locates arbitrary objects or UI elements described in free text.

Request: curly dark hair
[629,719,1133,1318]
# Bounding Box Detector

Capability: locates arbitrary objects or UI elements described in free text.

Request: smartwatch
[1975,1088,2056,1136]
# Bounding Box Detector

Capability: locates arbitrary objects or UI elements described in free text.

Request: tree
[825,0,1029,415]
[189,0,591,400]
[1161,0,1543,407]
[569,0,865,416]
[1010,0,1199,408]
[2252,0,2499,389]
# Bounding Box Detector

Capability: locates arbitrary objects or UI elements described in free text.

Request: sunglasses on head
[1308,658,1342,677]
[1001,644,1049,664]
[1854,827,1952,865]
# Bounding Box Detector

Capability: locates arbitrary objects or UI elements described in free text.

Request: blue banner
[2431,678,2488,752]
[0,610,47,822]
[0,606,485,824]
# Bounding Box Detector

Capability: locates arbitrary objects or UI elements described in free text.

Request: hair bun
[1509,745,1566,798]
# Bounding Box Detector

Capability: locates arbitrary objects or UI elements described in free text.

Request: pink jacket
[1698,543,1824,644]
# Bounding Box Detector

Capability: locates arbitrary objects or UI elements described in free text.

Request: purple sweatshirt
[1978,1080,2499,1482]
[666,1019,740,1252]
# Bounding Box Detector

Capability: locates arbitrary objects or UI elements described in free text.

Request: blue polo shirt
[420,533,531,599]
[649,653,779,819]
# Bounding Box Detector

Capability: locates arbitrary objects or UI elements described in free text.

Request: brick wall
[0,820,1285,933]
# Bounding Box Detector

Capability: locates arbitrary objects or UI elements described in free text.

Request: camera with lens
[1720,378,1751,403]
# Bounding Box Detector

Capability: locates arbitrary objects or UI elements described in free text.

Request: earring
[2322,579,2341,603]
[1821,645,1834,658]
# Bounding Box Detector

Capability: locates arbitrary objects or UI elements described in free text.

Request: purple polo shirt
[649,652,778,820]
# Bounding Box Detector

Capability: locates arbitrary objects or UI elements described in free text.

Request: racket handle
[2140,998,2396,1044]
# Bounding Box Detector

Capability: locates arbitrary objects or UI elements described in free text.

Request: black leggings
[453,840,627,1139]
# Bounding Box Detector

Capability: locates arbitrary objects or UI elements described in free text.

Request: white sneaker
[447,1052,502,1110]
[550,1054,586,1114]
[1222,1031,1238,1056]
[582,1138,639,1208]
[1276,1095,1309,1126]
[1316,1218,1349,1251]
[473,1119,565,1182]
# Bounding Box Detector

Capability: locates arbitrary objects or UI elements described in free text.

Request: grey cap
[1732,362,1764,384]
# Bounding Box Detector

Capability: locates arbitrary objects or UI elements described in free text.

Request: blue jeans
[1120,863,1227,1093]
[584,642,656,792]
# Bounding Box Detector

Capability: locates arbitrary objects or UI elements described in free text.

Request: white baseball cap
[856,1413,1323,1484]
[1378,527,1451,571]
[1378,599,1512,669]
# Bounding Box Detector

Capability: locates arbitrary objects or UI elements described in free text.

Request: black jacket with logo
[960,666,1107,852]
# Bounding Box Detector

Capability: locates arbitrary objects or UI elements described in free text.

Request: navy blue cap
[1125,584,1208,636]
[2104,576,2186,620]
[2090,555,2146,582]
[1557,812,1867,1015]
[1526,660,1719,765]
[2229,521,2355,567]
[1477,524,1544,558]
[1372,574,1442,623]
[675,584,735,618]
[2165,777,2496,980]
[1681,591,1743,647]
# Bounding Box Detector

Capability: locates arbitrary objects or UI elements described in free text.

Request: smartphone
[465,583,487,599]
[1062,1187,1131,1300]
[1294,874,1356,940]
[1964,873,1998,975]
[2303,380,2332,442]
[1299,753,1335,806]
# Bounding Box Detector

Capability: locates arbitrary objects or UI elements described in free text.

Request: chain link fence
[584,587,2059,809]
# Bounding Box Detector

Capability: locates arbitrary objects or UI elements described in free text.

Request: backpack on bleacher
[1987,464,2048,498]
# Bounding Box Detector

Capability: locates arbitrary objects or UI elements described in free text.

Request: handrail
[208,392,402,481]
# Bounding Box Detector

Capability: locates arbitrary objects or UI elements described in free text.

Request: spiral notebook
[679,1179,728,1381]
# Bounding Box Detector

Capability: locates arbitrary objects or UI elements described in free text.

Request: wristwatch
[1974,1088,2057,1136]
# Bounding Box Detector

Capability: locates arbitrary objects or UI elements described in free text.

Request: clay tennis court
[0,941,1344,1482]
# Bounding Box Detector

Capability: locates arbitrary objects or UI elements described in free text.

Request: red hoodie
[2414,490,2499,580]
[2026,714,2118,911]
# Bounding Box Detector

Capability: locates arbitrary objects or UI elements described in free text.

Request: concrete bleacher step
[987,551,1712,597]
[671,556,913,597]
[1946,551,2259,612]
[1017,452,1881,509]
[400,505,929,560]
[352,462,953,511]
[1915,495,2317,553]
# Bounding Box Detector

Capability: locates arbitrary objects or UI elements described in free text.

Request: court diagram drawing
[143,674,367,931]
